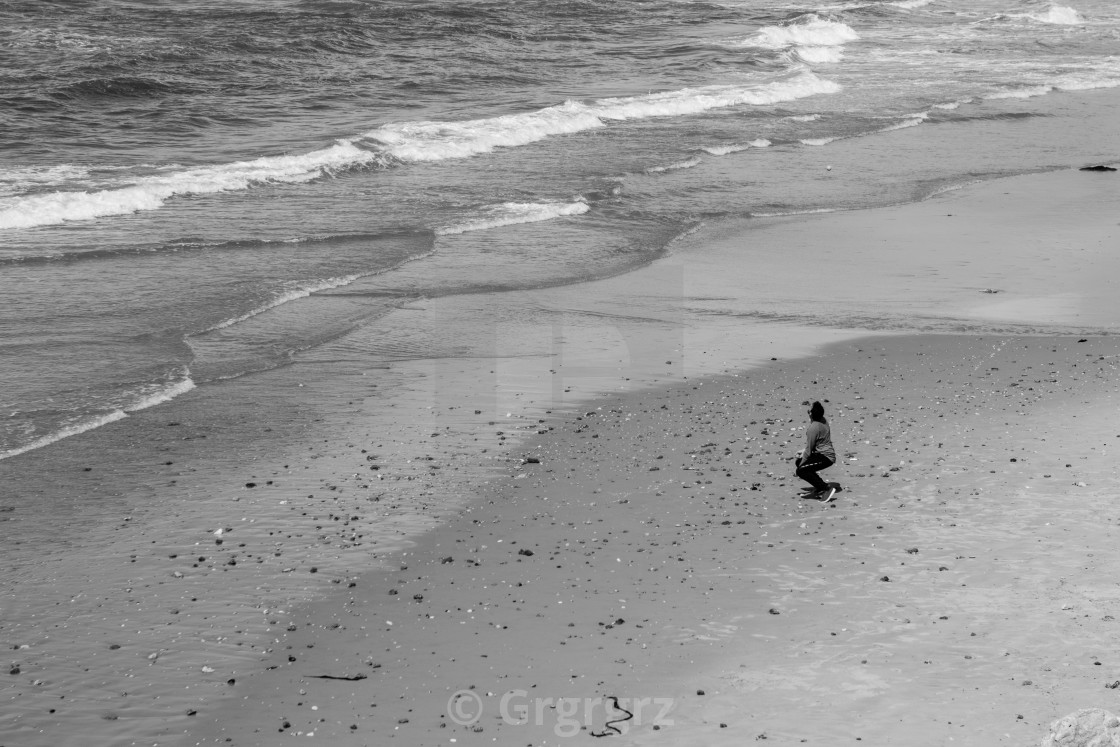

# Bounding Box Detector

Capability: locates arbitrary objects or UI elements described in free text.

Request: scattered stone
[518,548,534,557]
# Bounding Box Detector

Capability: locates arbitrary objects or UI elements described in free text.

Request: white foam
[800,137,836,146]
[3,72,840,232]
[794,46,844,65]
[878,112,929,132]
[204,274,363,332]
[750,16,860,50]
[125,376,197,412]
[435,201,590,236]
[786,114,822,122]
[0,141,384,230]
[890,0,933,9]
[0,373,195,462]
[984,73,1120,101]
[0,411,129,461]
[701,139,771,156]
[753,207,837,218]
[0,164,92,199]
[1027,6,1083,25]
[370,72,840,165]
[647,156,703,174]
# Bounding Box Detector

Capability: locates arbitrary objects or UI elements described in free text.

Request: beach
[179,333,1120,747]
[161,167,1120,747]
[4,3,1120,745]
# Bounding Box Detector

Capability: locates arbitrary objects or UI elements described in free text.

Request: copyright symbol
[447,689,483,726]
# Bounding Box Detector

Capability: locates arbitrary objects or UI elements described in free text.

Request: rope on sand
[590,696,634,737]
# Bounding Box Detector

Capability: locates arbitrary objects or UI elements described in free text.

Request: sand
[175,167,1120,747]
[5,166,1118,747]
[184,333,1120,747]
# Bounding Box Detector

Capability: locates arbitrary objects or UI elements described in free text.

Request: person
[795,401,837,501]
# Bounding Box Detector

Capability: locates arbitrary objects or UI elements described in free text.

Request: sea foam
[369,72,840,164]
[0,374,196,462]
[751,16,859,50]
[0,142,384,230]
[203,274,364,332]
[2,73,840,232]
[1027,6,1083,25]
[646,156,703,174]
[435,201,590,236]
[702,139,771,156]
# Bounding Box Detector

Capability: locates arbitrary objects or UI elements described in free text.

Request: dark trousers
[796,453,834,491]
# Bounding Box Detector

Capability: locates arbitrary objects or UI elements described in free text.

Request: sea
[1,0,1118,744]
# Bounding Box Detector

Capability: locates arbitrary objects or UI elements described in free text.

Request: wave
[0,374,195,462]
[366,71,841,163]
[701,139,771,156]
[434,201,589,236]
[730,15,858,68]
[985,72,1120,100]
[0,142,389,230]
[1025,6,1083,25]
[793,46,843,65]
[646,156,702,174]
[202,275,363,332]
[2,69,840,232]
[752,16,860,49]
[877,112,929,133]
[0,164,93,199]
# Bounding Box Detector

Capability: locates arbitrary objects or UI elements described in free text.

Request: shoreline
[4,165,1119,747]
[187,332,1120,746]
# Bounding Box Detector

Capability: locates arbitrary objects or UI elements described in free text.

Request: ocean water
[3,0,1120,460]
[1,0,1119,744]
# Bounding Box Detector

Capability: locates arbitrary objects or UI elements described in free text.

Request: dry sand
[186,333,1120,747]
